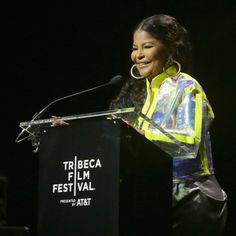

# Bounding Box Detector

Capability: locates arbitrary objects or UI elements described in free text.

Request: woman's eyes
[132,45,154,51]
[144,44,154,49]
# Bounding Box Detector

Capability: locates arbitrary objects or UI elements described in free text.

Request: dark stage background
[3,0,236,235]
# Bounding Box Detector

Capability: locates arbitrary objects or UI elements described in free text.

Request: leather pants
[173,175,227,236]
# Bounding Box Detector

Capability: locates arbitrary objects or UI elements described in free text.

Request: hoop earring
[163,59,181,77]
[130,64,144,80]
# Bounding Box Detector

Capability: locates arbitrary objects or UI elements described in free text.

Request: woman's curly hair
[109,78,146,110]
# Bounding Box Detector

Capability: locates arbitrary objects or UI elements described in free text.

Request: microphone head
[109,75,124,86]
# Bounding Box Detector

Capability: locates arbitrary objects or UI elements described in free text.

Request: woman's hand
[51,116,70,127]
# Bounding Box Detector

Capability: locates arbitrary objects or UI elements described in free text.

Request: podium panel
[38,118,120,236]
[119,122,172,235]
[37,117,172,236]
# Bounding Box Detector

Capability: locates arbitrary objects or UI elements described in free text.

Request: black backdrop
[3,0,236,235]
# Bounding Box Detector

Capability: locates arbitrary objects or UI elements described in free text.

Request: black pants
[172,175,227,236]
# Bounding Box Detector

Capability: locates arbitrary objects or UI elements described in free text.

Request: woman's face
[131,30,167,80]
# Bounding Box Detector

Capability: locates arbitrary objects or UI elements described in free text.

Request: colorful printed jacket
[133,70,215,186]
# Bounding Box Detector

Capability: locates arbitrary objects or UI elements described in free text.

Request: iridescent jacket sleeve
[137,73,214,159]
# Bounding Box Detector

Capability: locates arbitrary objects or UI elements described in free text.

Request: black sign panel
[38,118,120,236]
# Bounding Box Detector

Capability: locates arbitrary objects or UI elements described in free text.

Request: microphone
[33,74,124,120]
[108,75,124,86]
[15,75,124,143]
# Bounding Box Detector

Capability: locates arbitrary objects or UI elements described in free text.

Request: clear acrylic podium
[19,108,172,236]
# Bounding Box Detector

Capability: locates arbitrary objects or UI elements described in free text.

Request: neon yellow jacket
[135,71,215,183]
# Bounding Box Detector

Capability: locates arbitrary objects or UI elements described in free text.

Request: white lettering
[60,199,76,203]
[77,182,95,191]
[63,161,69,170]
[52,183,73,193]
[77,170,90,180]
[76,198,91,206]
[76,158,102,169]
[63,161,74,170]
[68,161,74,170]
[68,172,73,181]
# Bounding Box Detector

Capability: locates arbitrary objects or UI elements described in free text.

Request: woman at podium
[110,14,227,235]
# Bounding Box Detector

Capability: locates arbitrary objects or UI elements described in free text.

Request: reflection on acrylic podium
[19,109,172,236]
